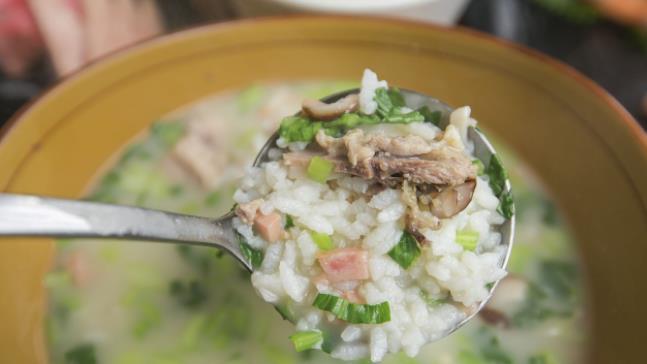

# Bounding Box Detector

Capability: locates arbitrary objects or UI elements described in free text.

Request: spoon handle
[0,193,250,270]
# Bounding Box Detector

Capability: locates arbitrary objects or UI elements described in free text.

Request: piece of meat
[344,129,376,167]
[369,133,433,157]
[283,151,475,187]
[317,247,369,283]
[253,212,284,243]
[235,199,263,225]
[302,94,359,121]
[429,179,476,219]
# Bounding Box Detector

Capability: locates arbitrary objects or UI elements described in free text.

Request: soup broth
[46,82,588,364]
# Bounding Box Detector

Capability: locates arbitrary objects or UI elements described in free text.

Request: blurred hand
[27,0,162,76]
[0,0,43,77]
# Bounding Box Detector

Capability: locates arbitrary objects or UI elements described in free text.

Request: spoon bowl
[0,88,514,340]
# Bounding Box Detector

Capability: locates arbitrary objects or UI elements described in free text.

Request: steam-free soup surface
[46,82,587,364]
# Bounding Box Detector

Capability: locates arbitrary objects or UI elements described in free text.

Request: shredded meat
[315,130,346,157]
[302,94,359,121]
[235,199,263,225]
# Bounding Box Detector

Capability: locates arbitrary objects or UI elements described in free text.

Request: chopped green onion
[289,330,323,352]
[456,230,479,251]
[274,304,296,322]
[310,231,334,251]
[204,191,221,207]
[64,343,97,364]
[279,116,323,143]
[284,215,295,229]
[387,231,421,269]
[236,232,264,269]
[312,293,390,324]
[472,159,485,175]
[307,156,334,183]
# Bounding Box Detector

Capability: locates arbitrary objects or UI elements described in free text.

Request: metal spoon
[0,89,514,337]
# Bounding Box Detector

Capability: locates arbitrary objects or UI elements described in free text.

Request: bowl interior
[0,17,645,363]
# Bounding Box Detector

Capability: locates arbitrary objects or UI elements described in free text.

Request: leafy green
[284,215,295,229]
[176,245,212,274]
[487,154,515,219]
[497,191,515,219]
[64,343,97,364]
[169,279,208,308]
[512,260,579,328]
[528,352,559,364]
[131,300,161,339]
[236,232,264,269]
[204,191,221,207]
[486,154,507,197]
[388,231,421,269]
[289,331,323,352]
[307,156,335,183]
[310,231,334,251]
[150,121,185,147]
[466,327,514,364]
[541,260,578,301]
[312,293,390,324]
[456,230,479,251]
[417,105,442,126]
[374,88,425,123]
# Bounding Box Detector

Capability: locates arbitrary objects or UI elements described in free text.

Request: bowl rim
[2,14,644,160]
[268,0,437,12]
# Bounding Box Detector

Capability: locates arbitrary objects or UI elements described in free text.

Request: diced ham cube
[317,248,369,283]
[254,212,284,243]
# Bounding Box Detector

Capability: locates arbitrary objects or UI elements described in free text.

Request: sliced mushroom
[429,179,476,218]
[302,94,359,121]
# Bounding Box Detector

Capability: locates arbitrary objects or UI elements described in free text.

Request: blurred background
[0,0,645,128]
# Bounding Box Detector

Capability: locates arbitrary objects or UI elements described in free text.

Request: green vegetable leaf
[374,87,425,123]
[487,154,515,219]
[486,154,507,197]
[150,121,185,147]
[236,232,264,269]
[307,156,335,183]
[312,293,390,324]
[289,330,323,352]
[310,231,334,251]
[456,230,479,251]
[388,231,421,269]
[417,106,442,126]
[528,352,559,364]
[387,87,406,107]
[284,214,295,229]
[169,279,208,308]
[64,343,97,364]
[497,190,515,219]
[540,260,577,301]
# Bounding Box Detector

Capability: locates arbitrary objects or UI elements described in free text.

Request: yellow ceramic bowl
[0,16,645,364]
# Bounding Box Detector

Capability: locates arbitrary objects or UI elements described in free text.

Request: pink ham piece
[253,212,284,243]
[317,247,369,283]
